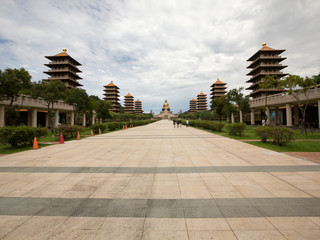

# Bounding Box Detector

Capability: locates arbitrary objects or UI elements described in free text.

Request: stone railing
[0,94,75,111]
[250,85,320,108]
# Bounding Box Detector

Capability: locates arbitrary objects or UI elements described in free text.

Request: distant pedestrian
[179,120,182,128]
[173,119,176,128]
[176,119,179,128]
[186,120,189,127]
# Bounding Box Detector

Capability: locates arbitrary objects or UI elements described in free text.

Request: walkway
[0,120,319,239]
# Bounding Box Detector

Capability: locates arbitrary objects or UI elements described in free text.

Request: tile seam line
[188,125,318,199]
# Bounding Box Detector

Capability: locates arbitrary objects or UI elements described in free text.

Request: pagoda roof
[190,98,196,101]
[198,91,206,96]
[247,43,285,61]
[125,93,133,97]
[45,49,81,66]
[135,99,141,102]
[104,81,119,88]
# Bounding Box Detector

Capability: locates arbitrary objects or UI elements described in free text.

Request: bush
[106,122,119,131]
[53,125,84,139]
[91,123,107,133]
[271,127,294,146]
[254,126,295,146]
[226,123,246,136]
[0,126,47,147]
[208,122,224,132]
[255,126,273,143]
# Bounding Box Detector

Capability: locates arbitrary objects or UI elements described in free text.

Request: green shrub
[271,127,294,146]
[255,126,273,143]
[208,122,224,132]
[0,126,47,147]
[91,123,107,133]
[106,122,119,131]
[226,123,247,136]
[53,125,84,139]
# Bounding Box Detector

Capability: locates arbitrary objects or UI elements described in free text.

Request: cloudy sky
[1,0,319,114]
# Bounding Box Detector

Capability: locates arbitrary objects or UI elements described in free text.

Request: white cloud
[1,0,320,113]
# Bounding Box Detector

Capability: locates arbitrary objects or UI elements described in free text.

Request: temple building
[189,98,197,113]
[197,91,207,111]
[134,99,143,114]
[124,93,134,113]
[246,43,287,99]
[43,48,82,89]
[156,100,177,119]
[103,81,120,113]
[211,78,227,100]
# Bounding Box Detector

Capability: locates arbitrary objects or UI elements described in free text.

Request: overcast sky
[1,0,319,114]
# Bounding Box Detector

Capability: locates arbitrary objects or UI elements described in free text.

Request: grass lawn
[247,141,320,152]
[0,144,51,154]
[190,124,320,152]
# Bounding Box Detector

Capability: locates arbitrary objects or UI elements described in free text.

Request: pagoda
[211,78,227,99]
[124,93,134,113]
[134,99,143,114]
[189,98,197,113]
[197,91,207,111]
[103,81,120,113]
[43,48,82,88]
[246,43,287,99]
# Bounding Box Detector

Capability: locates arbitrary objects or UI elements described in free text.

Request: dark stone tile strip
[0,165,319,174]
[0,197,319,218]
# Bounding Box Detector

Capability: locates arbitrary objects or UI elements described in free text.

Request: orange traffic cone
[91,129,94,136]
[33,137,39,150]
[99,128,101,134]
[59,133,64,144]
[77,131,80,140]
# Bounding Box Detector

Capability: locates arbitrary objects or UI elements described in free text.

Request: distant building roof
[198,91,206,96]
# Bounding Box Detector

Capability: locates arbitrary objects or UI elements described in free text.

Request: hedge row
[91,120,158,133]
[53,125,84,139]
[225,123,247,136]
[0,126,48,147]
[255,126,295,146]
[181,120,224,132]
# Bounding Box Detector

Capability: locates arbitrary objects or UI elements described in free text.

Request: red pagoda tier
[124,93,134,113]
[103,81,120,113]
[246,43,287,99]
[43,48,82,89]
[134,99,143,114]
[197,91,207,111]
[210,78,227,99]
[189,98,197,113]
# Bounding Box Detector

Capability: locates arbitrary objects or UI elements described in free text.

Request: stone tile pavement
[0,120,319,239]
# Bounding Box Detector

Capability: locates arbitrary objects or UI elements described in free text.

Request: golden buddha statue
[162,100,170,111]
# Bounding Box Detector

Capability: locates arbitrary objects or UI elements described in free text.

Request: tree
[95,101,112,122]
[312,73,320,84]
[259,75,282,125]
[65,88,90,124]
[0,68,32,125]
[227,87,251,122]
[211,96,231,122]
[280,74,316,134]
[0,68,32,106]
[31,80,68,128]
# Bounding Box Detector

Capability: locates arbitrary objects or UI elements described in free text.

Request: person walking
[176,119,179,128]
[179,120,182,128]
[186,119,189,127]
[173,119,176,128]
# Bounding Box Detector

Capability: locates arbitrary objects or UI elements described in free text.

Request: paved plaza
[0,120,320,239]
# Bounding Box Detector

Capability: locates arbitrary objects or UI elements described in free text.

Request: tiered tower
[197,91,207,111]
[211,78,227,99]
[43,48,82,88]
[103,81,120,113]
[134,99,143,114]
[124,93,134,113]
[189,98,197,113]
[246,43,287,99]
